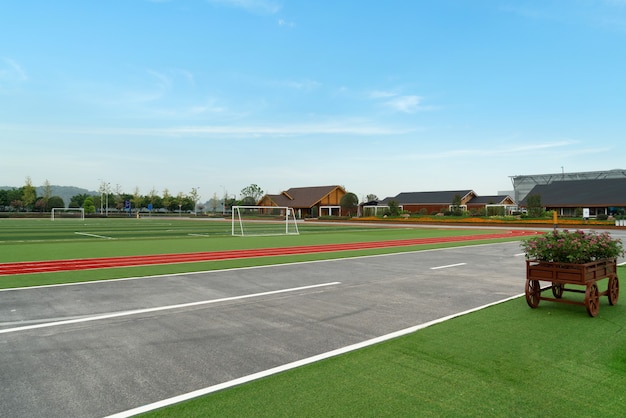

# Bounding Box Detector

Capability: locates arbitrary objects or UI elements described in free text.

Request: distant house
[257,185,347,218]
[381,190,477,214]
[521,178,626,217]
[379,190,516,215]
[466,195,517,214]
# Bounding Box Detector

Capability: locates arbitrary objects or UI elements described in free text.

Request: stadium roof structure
[510,168,626,202]
[521,178,626,207]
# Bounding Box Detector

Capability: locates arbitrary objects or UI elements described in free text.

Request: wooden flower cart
[525,258,619,317]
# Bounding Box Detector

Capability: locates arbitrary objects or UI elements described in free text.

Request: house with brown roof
[257,185,347,218]
[381,190,476,214]
[467,195,517,214]
[380,190,516,215]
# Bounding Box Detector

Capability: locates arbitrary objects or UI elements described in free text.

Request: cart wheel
[525,279,540,308]
[608,277,619,306]
[585,283,600,317]
[552,283,564,299]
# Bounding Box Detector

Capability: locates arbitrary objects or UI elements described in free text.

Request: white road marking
[74,232,113,239]
[0,282,340,335]
[104,292,524,418]
[430,262,467,270]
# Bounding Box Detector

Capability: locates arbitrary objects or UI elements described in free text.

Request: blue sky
[1,0,625,202]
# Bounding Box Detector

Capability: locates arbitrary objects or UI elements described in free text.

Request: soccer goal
[232,206,299,236]
[51,207,85,221]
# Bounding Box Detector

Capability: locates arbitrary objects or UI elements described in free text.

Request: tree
[47,196,65,210]
[162,188,172,211]
[448,193,464,216]
[526,194,543,218]
[83,196,96,214]
[210,192,219,213]
[189,187,201,214]
[34,198,47,212]
[42,179,52,211]
[113,184,125,211]
[0,189,8,209]
[365,194,378,202]
[132,187,142,212]
[240,184,264,202]
[10,199,24,211]
[70,193,91,208]
[22,177,36,211]
[387,200,401,217]
[240,196,256,206]
[340,192,359,217]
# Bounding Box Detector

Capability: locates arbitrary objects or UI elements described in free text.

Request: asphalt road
[0,240,575,417]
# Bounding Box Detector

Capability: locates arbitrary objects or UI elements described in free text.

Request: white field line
[74,232,113,239]
[430,262,467,270]
[104,292,524,418]
[0,282,340,335]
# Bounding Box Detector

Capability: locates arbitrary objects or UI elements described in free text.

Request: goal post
[51,207,85,221]
[232,206,299,236]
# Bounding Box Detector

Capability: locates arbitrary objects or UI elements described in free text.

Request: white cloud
[207,0,281,15]
[1,120,414,138]
[281,78,321,91]
[368,89,435,113]
[384,95,423,113]
[369,90,396,99]
[278,18,295,27]
[391,140,582,162]
[0,57,28,85]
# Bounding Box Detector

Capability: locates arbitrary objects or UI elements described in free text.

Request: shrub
[521,229,624,263]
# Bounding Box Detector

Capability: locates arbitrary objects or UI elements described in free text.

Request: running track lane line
[0,230,537,275]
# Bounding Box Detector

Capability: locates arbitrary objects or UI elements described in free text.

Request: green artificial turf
[144,271,626,417]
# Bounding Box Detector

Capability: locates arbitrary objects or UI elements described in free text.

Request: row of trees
[0,179,272,214]
[2,178,379,216]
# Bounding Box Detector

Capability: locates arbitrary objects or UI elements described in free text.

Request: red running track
[0,230,536,276]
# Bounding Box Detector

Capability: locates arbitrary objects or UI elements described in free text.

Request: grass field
[3,218,625,417]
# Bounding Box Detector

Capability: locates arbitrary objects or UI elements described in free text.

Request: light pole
[98,179,105,215]
[104,182,110,216]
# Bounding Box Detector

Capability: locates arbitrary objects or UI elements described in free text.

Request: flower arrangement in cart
[521,229,624,264]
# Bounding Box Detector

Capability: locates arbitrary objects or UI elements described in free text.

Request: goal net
[232,206,299,236]
[51,207,85,221]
